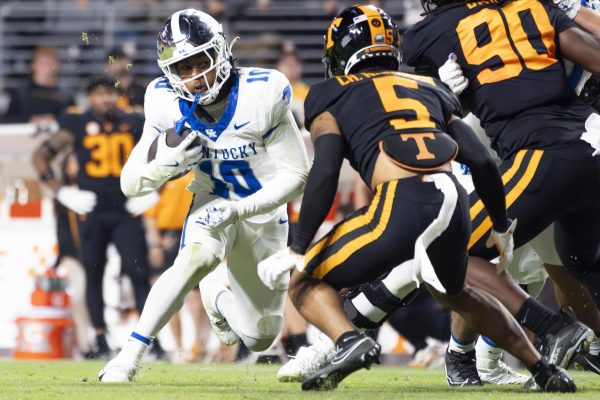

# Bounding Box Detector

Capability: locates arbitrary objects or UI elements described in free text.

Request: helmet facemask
[158,33,232,105]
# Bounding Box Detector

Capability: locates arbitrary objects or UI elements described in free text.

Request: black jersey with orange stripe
[304,70,462,184]
[59,109,144,212]
[403,0,595,159]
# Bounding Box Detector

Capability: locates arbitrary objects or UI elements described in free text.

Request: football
[147,126,201,162]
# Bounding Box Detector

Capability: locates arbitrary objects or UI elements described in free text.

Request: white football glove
[125,191,160,216]
[438,53,469,95]
[150,130,202,179]
[196,201,240,231]
[56,186,97,215]
[552,0,582,18]
[258,247,304,290]
[486,219,518,274]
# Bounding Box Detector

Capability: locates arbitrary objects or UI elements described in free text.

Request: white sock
[448,333,476,353]
[476,336,503,363]
[590,336,600,356]
[117,333,149,366]
[312,332,335,354]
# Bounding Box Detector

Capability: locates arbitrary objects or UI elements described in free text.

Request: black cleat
[148,338,169,361]
[86,334,112,360]
[445,349,482,387]
[574,352,600,375]
[538,307,594,368]
[301,333,381,391]
[530,359,576,393]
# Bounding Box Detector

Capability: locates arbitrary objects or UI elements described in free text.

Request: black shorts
[469,141,600,272]
[77,211,149,282]
[303,172,471,295]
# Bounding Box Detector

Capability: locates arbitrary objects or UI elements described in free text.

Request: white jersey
[145,67,294,201]
[120,67,309,225]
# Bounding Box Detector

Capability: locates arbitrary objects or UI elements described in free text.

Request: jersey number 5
[457,0,557,85]
[372,73,436,131]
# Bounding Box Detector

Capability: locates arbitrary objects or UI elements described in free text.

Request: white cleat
[477,358,530,385]
[199,271,240,346]
[99,355,140,383]
[277,345,334,382]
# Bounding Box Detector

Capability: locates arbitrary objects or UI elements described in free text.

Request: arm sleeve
[290,134,345,255]
[448,118,509,232]
[120,121,170,197]
[235,110,310,218]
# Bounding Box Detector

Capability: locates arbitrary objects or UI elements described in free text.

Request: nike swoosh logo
[163,161,180,167]
[234,121,250,130]
[331,337,369,365]
[278,217,288,224]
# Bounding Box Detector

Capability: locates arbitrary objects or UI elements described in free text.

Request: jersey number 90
[457,0,557,85]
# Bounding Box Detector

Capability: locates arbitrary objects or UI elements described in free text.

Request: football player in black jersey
[401,0,600,386]
[33,76,160,359]
[258,5,574,392]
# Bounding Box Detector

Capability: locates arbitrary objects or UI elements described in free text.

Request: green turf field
[1,361,599,399]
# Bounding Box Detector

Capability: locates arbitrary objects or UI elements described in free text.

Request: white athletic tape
[412,173,459,294]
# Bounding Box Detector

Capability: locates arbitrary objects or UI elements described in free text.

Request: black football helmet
[420,0,463,13]
[322,5,400,78]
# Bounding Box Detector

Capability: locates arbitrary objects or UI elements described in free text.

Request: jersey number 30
[84,133,134,178]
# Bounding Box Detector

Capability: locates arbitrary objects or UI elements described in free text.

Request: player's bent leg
[99,242,220,382]
[210,212,290,352]
[475,336,529,385]
[289,269,381,391]
[429,285,575,392]
[199,263,241,346]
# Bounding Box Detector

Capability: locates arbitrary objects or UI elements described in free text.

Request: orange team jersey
[145,172,194,231]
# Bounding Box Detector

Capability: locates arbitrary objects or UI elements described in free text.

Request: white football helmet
[157,9,233,105]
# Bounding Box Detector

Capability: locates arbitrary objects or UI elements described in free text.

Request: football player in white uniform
[99,9,309,382]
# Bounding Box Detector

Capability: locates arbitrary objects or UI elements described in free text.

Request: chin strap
[175,92,201,134]
[229,36,240,53]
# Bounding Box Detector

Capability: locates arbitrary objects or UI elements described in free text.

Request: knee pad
[344,280,419,329]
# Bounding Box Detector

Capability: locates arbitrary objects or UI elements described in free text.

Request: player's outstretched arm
[447,116,509,233]
[290,111,344,255]
[233,110,310,219]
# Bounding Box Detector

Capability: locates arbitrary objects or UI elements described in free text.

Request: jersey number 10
[199,160,262,199]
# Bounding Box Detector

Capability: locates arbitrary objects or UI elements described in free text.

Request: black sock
[515,297,560,337]
[284,333,309,356]
[336,331,361,348]
[527,357,549,376]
